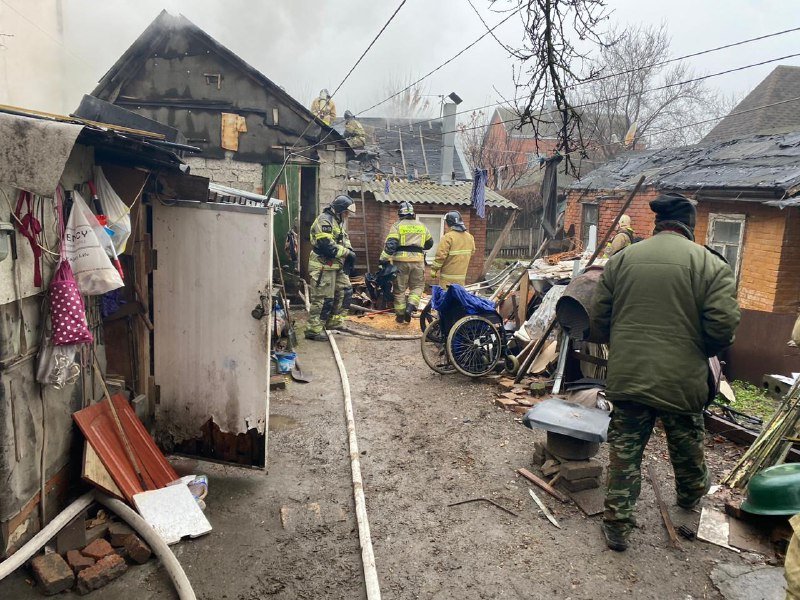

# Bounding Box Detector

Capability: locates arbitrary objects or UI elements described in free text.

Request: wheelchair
[421,285,514,378]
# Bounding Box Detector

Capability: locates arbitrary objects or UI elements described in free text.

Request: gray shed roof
[568,130,800,198]
[703,66,800,143]
[346,179,517,210]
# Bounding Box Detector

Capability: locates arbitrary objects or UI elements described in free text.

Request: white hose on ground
[336,328,421,341]
[95,493,196,600]
[0,491,94,582]
[327,333,382,600]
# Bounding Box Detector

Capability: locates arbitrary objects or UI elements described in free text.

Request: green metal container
[741,463,800,516]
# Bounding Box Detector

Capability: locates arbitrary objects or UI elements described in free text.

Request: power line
[401,24,800,132]
[330,0,407,98]
[356,5,523,116]
[446,50,800,137]
[465,0,524,59]
[287,0,408,155]
[482,95,800,172]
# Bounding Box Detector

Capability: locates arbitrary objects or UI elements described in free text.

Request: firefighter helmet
[398,201,414,218]
[329,195,356,215]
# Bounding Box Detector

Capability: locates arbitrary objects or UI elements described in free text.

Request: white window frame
[581,203,599,249]
[417,214,445,265]
[706,213,746,282]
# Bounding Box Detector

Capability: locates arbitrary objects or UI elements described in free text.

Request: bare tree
[574,23,730,159]
[458,108,534,190]
[491,0,610,174]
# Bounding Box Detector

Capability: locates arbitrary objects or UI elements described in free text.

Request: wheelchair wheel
[446,315,503,378]
[421,318,456,375]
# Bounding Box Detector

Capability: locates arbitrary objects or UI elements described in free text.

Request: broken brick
[494,397,518,410]
[84,522,109,545]
[541,459,561,477]
[123,535,152,564]
[30,553,74,595]
[82,538,114,560]
[76,554,128,595]
[501,392,519,401]
[560,459,603,481]
[66,550,95,574]
[498,378,516,390]
[107,522,135,547]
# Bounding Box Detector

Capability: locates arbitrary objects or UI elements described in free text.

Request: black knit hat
[649,193,696,230]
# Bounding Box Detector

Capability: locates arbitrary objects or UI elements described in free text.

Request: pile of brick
[492,376,549,414]
[533,441,604,492]
[29,518,151,596]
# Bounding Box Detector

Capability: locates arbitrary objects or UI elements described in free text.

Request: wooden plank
[82,442,124,499]
[483,210,518,277]
[647,463,681,549]
[516,468,569,503]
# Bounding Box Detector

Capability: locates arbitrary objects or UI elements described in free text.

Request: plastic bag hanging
[64,190,124,295]
[93,166,132,254]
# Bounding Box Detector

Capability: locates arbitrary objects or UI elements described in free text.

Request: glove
[343,249,357,274]
[430,269,439,279]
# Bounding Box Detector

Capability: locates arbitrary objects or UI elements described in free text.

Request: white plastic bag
[95,166,131,254]
[37,334,80,389]
[65,190,124,295]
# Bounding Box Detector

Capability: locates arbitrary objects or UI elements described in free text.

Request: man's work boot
[677,478,711,511]
[395,314,406,324]
[601,523,629,552]
[404,306,414,323]
[305,330,328,342]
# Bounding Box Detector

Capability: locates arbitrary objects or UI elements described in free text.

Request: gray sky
[9,0,800,121]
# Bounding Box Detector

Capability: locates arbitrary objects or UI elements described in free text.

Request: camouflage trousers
[604,401,709,535]
[393,261,425,316]
[307,261,352,334]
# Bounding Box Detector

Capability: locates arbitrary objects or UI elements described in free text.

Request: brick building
[345,179,515,283]
[563,130,800,382]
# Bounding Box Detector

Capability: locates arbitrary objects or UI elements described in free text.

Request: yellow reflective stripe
[448,249,473,255]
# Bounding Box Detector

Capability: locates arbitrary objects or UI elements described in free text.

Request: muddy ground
[0,321,771,599]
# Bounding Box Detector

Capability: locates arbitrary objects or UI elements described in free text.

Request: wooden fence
[486,209,542,259]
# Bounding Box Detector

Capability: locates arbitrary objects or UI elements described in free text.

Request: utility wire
[356,5,523,116]
[445,51,800,136]
[481,95,800,172]
[330,0,407,98]
[465,0,524,59]
[400,24,800,132]
[288,0,408,155]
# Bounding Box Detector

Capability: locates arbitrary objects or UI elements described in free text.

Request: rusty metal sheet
[73,394,178,504]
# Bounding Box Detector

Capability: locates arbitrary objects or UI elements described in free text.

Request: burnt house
[88,10,351,270]
[563,130,800,383]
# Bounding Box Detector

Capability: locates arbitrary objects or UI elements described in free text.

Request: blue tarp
[431,284,495,316]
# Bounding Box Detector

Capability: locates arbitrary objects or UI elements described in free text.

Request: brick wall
[353,196,487,283]
[695,200,787,312]
[563,186,660,247]
[565,188,800,314]
[185,155,264,193]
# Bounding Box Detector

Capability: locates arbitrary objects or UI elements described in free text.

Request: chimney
[440,101,457,185]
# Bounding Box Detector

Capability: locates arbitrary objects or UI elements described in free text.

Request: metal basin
[555,266,606,343]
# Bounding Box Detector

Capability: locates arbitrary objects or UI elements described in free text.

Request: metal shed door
[152,201,272,468]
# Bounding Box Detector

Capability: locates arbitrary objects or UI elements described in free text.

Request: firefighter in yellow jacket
[380,201,433,322]
[306,195,356,341]
[310,89,336,125]
[431,211,475,288]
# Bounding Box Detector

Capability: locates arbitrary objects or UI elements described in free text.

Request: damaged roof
[703,66,800,143]
[332,116,470,180]
[346,179,517,210]
[568,130,800,198]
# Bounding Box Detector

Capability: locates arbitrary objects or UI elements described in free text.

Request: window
[417,214,445,265]
[581,203,599,249]
[707,213,745,280]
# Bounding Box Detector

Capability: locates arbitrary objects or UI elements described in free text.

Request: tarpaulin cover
[0,111,84,197]
[431,284,495,315]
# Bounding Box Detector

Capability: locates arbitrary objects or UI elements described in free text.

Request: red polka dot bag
[51,188,93,346]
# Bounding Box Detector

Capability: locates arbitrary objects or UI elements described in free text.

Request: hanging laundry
[221,113,248,151]
[471,168,488,219]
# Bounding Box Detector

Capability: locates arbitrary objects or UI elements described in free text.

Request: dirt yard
[0,321,770,599]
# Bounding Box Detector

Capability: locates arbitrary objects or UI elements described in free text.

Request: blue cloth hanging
[471,168,488,218]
